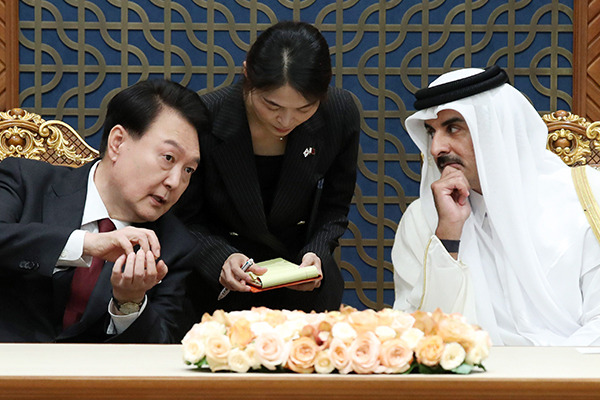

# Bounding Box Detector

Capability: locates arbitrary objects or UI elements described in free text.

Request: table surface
[0,344,598,399]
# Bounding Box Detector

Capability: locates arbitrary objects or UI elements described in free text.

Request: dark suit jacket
[0,157,197,343]
[174,82,360,316]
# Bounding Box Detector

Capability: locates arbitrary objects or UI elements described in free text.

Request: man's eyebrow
[164,139,200,164]
[441,117,465,127]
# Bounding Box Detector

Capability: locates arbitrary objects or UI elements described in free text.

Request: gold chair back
[544,110,600,167]
[0,108,98,166]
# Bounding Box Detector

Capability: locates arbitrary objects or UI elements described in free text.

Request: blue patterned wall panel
[18,0,573,310]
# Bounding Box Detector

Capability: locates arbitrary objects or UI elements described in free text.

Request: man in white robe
[392,66,600,346]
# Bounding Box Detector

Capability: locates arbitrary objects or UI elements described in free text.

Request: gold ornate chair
[0,108,98,166]
[544,110,600,167]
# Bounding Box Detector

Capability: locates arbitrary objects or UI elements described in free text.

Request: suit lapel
[270,109,324,226]
[49,163,92,331]
[210,85,269,234]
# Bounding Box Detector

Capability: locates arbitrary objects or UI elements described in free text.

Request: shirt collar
[82,161,129,230]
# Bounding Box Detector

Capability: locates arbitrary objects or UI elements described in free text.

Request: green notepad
[247,258,321,291]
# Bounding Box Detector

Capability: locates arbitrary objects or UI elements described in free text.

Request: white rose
[197,321,227,340]
[375,325,397,342]
[400,327,425,350]
[227,348,251,373]
[440,342,466,371]
[314,350,335,374]
[250,321,274,337]
[276,320,304,342]
[182,338,205,365]
[244,343,262,370]
[465,330,491,365]
[331,322,358,344]
[182,323,204,342]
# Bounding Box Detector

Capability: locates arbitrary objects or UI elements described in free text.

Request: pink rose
[329,337,352,374]
[348,331,381,374]
[254,331,289,370]
[415,335,444,367]
[286,337,318,373]
[378,339,413,373]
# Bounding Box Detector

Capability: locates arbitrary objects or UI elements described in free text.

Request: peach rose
[254,331,289,370]
[182,338,205,365]
[265,309,287,327]
[437,316,475,346]
[439,342,466,371]
[286,337,318,373]
[314,350,335,374]
[329,337,352,374]
[227,347,251,373]
[378,338,413,373]
[348,310,378,334]
[229,317,254,348]
[211,309,229,326]
[412,311,437,336]
[415,335,444,367]
[349,331,381,374]
[205,334,231,372]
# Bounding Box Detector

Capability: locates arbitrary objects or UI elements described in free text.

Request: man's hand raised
[431,165,472,241]
[110,249,167,305]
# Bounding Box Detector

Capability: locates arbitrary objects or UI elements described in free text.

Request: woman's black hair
[243,21,332,102]
[99,79,208,157]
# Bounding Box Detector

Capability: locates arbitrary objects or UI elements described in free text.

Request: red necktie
[63,218,116,330]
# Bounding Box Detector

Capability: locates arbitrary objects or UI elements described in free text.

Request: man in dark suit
[0,79,208,343]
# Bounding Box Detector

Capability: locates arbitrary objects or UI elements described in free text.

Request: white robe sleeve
[392,200,477,322]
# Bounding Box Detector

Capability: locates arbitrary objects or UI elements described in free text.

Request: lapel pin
[303,147,316,158]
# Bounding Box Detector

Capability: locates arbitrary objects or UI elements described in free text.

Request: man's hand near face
[431,165,472,258]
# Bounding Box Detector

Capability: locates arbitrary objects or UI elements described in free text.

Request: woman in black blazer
[175,21,360,317]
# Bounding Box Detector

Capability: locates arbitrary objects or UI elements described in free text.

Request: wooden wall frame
[0,0,19,110]
[573,0,600,121]
[0,3,597,117]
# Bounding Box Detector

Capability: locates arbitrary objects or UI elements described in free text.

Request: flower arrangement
[182,306,491,374]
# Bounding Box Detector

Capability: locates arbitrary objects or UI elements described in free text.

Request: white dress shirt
[55,161,147,334]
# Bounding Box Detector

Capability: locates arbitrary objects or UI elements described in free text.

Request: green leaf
[452,363,474,374]
[402,363,419,374]
[418,363,446,374]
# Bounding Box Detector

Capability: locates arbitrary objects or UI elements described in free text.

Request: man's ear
[106,125,128,161]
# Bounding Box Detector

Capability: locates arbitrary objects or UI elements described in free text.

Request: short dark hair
[99,79,208,157]
[243,21,332,102]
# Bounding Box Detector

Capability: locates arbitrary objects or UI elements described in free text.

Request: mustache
[436,155,464,171]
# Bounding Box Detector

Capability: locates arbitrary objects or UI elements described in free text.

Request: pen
[217,258,254,301]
